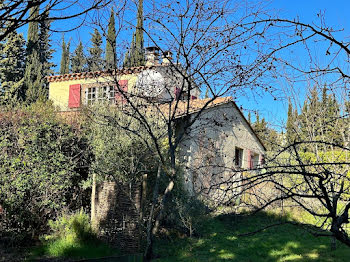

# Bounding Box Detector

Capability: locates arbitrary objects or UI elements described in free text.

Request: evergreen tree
[71,41,86,73]
[60,37,70,74]
[248,111,251,124]
[24,4,45,103]
[124,0,144,67]
[88,29,103,71]
[39,7,54,77]
[286,98,296,143]
[0,29,26,105]
[105,9,116,69]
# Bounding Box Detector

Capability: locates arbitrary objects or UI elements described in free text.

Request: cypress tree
[60,37,70,74]
[286,99,296,143]
[39,7,54,77]
[124,0,144,67]
[71,41,86,73]
[0,29,26,105]
[88,28,103,71]
[105,9,116,69]
[24,4,45,103]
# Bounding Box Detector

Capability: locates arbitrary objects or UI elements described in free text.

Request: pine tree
[88,28,103,71]
[105,9,116,69]
[0,29,26,105]
[24,4,45,103]
[248,111,251,124]
[124,0,144,67]
[71,41,86,73]
[60,37,70,74]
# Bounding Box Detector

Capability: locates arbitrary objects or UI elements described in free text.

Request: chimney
[162,50,173,65]
[145,46,160,66]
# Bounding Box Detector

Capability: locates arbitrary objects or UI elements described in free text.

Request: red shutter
[174,88,180,99]
[68,84,81,108]
[247,150,252,169]
[115,80,128,103]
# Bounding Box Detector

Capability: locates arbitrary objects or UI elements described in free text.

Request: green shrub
[45,210,95,244]
[0,102,91,243]
[34,210,118,259]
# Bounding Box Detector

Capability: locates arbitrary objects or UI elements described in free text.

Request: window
[85,86,115,105]
[235,147,243,168]
[86,87,97,105]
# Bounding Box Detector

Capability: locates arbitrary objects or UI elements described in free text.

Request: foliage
[0,28,26,105]
[251,112,281,151]
[39,7,55,78]
[124,0,145,67]
[34,210,119,259]
[44,210,95,243]
[105,9,117,70]
[162,175,207,237]
[71,41,87,73]
[85,103,159,183]
[88,28,104,71]
[0,102,91,242]
[60,36,70,75]
[24,4,45,103]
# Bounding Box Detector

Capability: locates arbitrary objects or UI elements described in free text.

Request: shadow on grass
[153,212,350,262]
[30,239,120,261]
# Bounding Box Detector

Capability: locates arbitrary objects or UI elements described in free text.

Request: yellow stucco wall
[49,74,139,111]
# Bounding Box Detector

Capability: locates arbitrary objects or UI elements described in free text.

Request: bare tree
[0,0,111,41]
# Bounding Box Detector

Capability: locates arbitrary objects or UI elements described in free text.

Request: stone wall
[92,180,142,253]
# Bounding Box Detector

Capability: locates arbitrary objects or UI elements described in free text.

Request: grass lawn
[153,212,350,262]
[30,238,120,261]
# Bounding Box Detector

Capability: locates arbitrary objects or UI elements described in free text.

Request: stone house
[48,47,266,250]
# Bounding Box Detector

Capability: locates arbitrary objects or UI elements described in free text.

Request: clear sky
[236,0,350,130]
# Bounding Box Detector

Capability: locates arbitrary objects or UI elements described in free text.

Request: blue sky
[237,0,350,129]
[18,0,350,130]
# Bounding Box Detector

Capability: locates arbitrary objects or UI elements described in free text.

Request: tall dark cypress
[71,41,86,73]
[88,29,103,71]
[124,0,144,67]
[60,37,70,74]
[105,9,116,69]
[24,4,45,103]
[286,99,296,143]
[39,7,54,77]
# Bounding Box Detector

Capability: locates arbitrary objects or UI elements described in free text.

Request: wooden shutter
[115,80,128,103]
[174,88,180,99]
[68,84,81,108]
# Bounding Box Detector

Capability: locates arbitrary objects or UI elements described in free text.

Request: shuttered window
[68,84,81,108]
[115,80,128,103]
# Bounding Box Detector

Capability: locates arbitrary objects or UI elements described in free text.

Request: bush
[162,177,207,237]
[33,210,118,259]
[0,103,91,243]
[45,210,95,244]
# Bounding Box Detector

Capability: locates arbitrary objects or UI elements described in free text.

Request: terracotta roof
[157,97,233,118]
[47,65,166,83]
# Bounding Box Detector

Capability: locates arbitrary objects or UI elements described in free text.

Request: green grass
[30,237,120,260]
[153,212,350,262]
